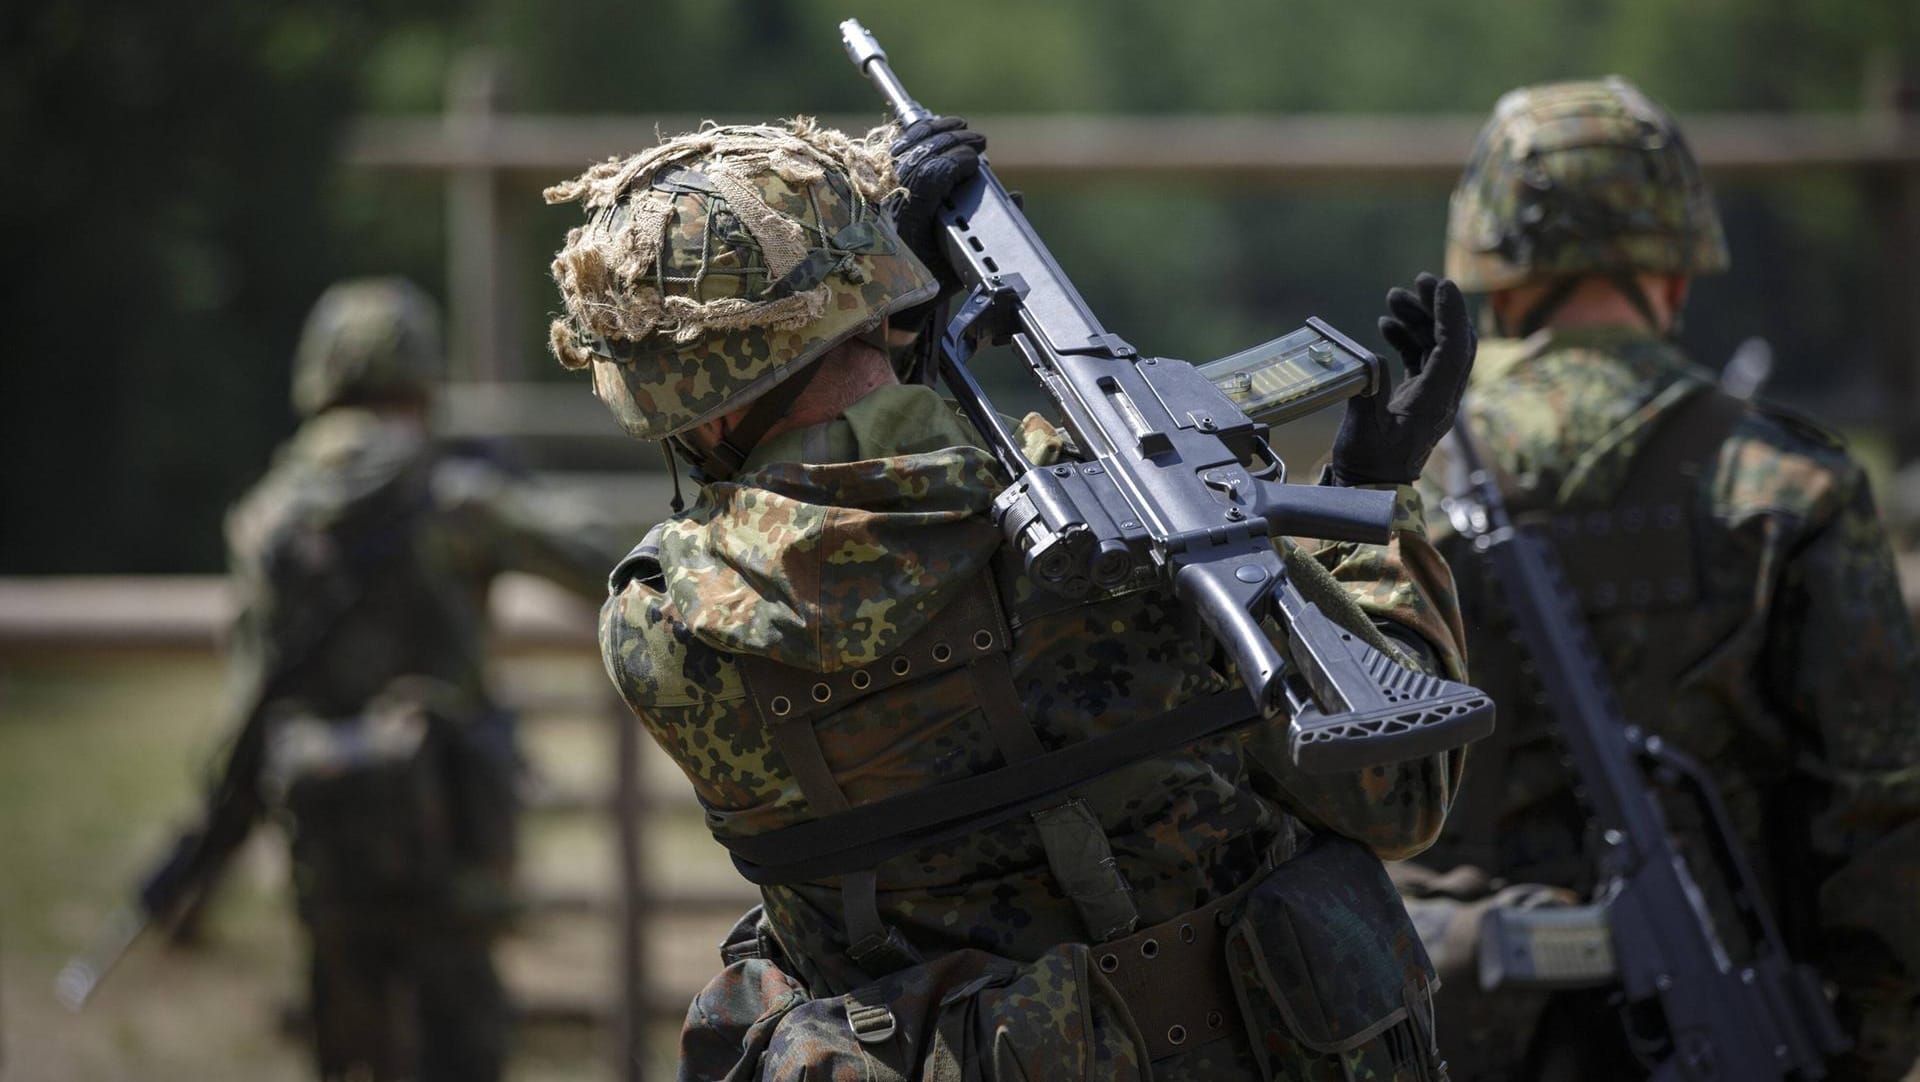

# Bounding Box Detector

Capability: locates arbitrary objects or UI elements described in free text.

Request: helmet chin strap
[676,355,832,486]
[1508,274,1673,339]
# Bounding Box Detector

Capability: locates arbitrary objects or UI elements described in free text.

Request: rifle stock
[841,19,1492,771]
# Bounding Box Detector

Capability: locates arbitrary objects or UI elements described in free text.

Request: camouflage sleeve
[1297,484,1470,680]
[434,458,637,601]
[1771,471,1920,987]
[1247,483,1469,861]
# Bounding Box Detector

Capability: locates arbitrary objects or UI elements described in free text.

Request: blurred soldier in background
[1401,78,1920,1080]
[547,116,1476,1080]
[217,278,624,1081]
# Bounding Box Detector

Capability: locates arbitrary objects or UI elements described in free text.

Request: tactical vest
[609,532,1307,1059]
[1430,380,1751,883]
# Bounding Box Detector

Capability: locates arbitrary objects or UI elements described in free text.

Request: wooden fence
[346,55,1920,454]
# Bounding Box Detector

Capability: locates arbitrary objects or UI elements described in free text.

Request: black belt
[718,689,1261,885]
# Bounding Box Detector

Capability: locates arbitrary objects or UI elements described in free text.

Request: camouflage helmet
[1445,77,1729,292]
[291,277,444,416]
[544,118,938,442]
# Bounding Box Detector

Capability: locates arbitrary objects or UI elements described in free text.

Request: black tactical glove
[1328,273,1476,487]
[889,115,985,291]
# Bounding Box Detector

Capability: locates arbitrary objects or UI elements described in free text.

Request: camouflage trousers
[305,916,508,1082]
[678,836,1445,1081]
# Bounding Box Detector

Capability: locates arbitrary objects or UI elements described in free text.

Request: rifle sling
[721,688,1258,886]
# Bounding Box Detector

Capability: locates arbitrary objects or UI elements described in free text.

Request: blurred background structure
[3,0,1919,1078]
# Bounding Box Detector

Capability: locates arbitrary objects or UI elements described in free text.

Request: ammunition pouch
[685,838,1451,1080]
[680,908,1152,1081]
[265,685,519,928]
[1225,834,1446,1081]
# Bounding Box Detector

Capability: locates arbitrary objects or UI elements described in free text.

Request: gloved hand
[1329,273,1476,487]
[889,115,985,291]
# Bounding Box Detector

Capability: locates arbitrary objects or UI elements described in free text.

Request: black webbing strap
[1514,274,1667,339]
[1515,277,1584,338]
[720,688,1260,885]
[755,681,920,974]
[969,649,1048,762]
[698,358,829,482]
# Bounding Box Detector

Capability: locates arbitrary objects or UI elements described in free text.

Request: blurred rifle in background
[56,673,277,1009]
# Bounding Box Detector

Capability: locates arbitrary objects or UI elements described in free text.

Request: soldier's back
[1414,326,1920,1079]
[226,408,496,716]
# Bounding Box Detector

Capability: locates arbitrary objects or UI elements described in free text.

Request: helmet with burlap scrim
[291,277,444,417]
[545,118,938,443]
[1445,77,1728,295]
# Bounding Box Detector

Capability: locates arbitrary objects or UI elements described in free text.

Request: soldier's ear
[1485,289,1521,338]
[1663,275,1692,319]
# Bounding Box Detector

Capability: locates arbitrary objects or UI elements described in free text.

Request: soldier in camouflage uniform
[223,278,625,1081]
[1399,78,1920,1080]
[547,116,1481,1080]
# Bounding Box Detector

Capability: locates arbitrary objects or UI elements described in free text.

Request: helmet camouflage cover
[545,118,938,441]
[1445,77,1729,292]
[291,277,444,417]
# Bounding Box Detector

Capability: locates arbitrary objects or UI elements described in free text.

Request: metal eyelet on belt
[931,642,952,663]
[1167,1024,1188,1046]
[846,1002,896,1044]
[891,656,911,676]
[1178,923,1196,944]
[972,629,995,650]
[810,682,832,703]
[1206,1010,1225,1030]
[770,695,793,716]
[1098,952,1119,973]
[850,669,871,690]
[1139,938,1159,959]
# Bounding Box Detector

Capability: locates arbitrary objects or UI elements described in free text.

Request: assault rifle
[841,20,1492,771]
[1441,419,1849,1078]
[56,689,274,1009]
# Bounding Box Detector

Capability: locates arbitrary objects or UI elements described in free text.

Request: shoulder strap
[720,687,1257,886]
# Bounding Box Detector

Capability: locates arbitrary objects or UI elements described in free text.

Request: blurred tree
[0,0,460,572]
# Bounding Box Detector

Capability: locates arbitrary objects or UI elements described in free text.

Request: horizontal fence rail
[346,111,1920,185]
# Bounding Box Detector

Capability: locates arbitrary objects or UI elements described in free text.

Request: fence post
[445,52,523,383]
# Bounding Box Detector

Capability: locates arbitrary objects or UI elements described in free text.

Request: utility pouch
[1224,834,1446,1082]
[265,685,519,926]
[266,705,454,917]
[679,941,1152,1082]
